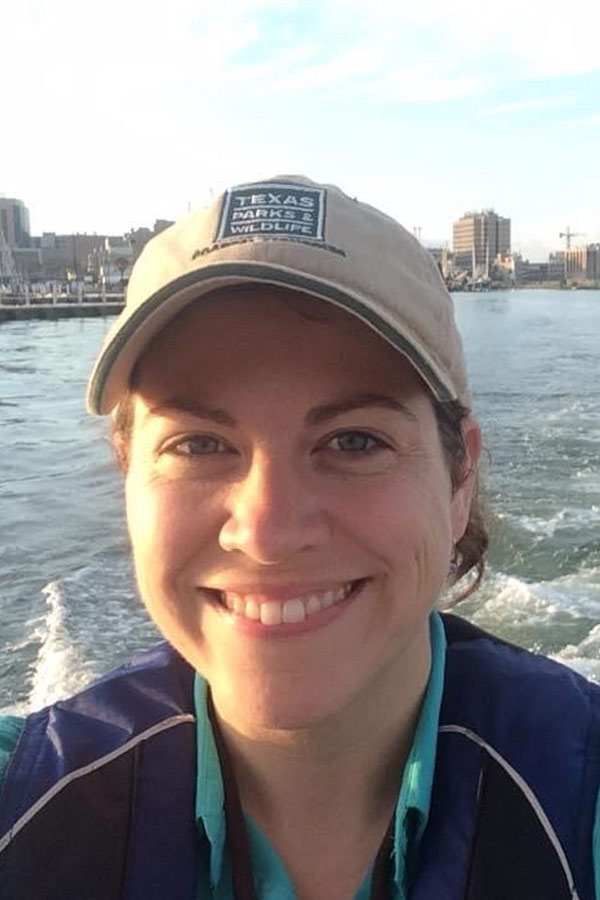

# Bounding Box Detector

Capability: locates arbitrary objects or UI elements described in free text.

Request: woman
[1,176,598,900]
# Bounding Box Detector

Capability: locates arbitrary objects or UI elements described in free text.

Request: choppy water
[1,290,599,713]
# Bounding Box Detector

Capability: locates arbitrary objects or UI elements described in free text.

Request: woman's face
[125,288,479,730]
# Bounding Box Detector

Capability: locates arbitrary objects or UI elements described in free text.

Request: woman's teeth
[217,582,356,625]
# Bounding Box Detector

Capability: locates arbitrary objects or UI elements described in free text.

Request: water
[453,291,600,675]
[0,290,599,713]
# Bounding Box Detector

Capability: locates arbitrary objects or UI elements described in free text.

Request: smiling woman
[0,176,599,900]
[121,289,478,738]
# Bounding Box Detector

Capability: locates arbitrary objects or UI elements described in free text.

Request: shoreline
[0,301,124,322]
[448,282,600,292]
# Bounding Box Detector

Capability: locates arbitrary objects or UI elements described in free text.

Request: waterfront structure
[492,253,518,285]
[564,243,600,282]
[453,209,511,277]
[547,254,565,282]
[587,245,600,281]
[11,246,43,281]
[16,222,173,285]
[486,252,564,286]
[36,232,123,281]
[88,236,135,287]
[127,219,175,261]
[426,245,451,279]
[0,226,20,288]
[127,227,153,261]
[0,198,30,248]
[500,248,599,287]
[519,261,550,284]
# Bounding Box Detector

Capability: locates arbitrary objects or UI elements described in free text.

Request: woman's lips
[199,579,367,632]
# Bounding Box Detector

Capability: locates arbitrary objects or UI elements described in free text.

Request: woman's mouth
[204,579,366,627]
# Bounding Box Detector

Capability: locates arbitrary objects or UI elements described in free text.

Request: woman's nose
[218,452,331,564]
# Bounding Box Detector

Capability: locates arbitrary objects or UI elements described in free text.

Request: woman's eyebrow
[144,393,416,428]
[147,398,236,426]
[305,393,417,426]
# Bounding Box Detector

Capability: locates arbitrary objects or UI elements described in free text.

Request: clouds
[569,113,600,127]
[221,0,600,99]
[6,0,600,111]
[1,0,598,254]
[485,93,581,116]
[5,0,600,121]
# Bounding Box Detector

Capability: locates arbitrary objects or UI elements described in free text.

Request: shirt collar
[392,611,447,887]
[194,676,226,889]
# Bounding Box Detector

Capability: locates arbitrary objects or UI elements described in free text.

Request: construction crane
[559,227,585,250]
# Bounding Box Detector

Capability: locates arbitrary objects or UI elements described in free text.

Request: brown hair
[434,398,488,602]
[111,390,135,472]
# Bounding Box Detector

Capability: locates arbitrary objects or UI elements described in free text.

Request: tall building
[452,209,510,276]
[563,243,600,282]
[0,198,31,248]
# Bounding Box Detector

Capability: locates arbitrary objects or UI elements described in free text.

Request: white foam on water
[466,566,600,682]
[551,657,600,682]
[470,575,567,627]
[500,505,600,539]
[543,399,587,421]
[508,511,566,539]
[524,568,600,621]
[473,567,600,623]
[27,581,95,712]
[551,623,600,683]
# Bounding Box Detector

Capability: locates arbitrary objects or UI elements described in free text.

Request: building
[126,219,175,262]
[12,247,44,281]
[547,253,565,282]
[563,243,600,282]
[519,261,550,284]
[492,253,518,285]
[0,227,19,287]
[0,192,179,286]
[0,198,31,248]
[586,244,600,281]
[127,227,153,261]
[33,232,123,281]
[88,236,135,287]
[153,218,174,235]
[452,209,511,276]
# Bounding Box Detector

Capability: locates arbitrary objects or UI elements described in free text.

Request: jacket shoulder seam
[439,723,579,899]
[0,712,195,856]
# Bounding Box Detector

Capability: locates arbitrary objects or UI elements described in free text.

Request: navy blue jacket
[1,615,598,899]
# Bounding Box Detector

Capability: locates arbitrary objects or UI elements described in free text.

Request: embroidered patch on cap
[216,182,326,242]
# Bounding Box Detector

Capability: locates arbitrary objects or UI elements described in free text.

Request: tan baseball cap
[86,175,469,414]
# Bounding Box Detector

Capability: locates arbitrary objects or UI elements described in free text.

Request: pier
[0,294,124,322]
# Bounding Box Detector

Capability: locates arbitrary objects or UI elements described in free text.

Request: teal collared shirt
[194,612,447,899]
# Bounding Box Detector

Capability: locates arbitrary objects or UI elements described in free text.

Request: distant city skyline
[3,0,599,262]
[2,192,590,266]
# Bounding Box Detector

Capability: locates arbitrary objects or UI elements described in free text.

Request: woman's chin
[214,678,347,733]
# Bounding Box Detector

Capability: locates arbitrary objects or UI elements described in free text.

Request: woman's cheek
[126,473,161,549]
[127,474,223,582]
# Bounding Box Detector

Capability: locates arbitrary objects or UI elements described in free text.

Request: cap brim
[87,261,456,414]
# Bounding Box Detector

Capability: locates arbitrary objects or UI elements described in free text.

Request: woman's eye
[169,435,229,456]
[327,431,384,453]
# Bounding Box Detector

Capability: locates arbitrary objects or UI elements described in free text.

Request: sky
[2,0,599,261]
